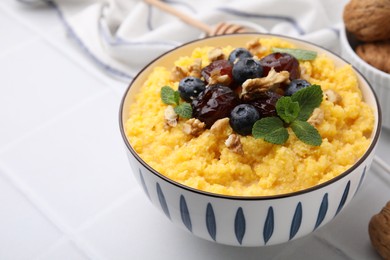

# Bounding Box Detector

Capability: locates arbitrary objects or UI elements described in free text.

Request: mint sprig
[290,120,322,146]
[174,103,192,119]
[252,117,289,145]
[276,96,300,123]
[160,86,192,119]
[161,86,180,105]
[291,84,323,120]
[271,47,317,61]
[252,85,323,146]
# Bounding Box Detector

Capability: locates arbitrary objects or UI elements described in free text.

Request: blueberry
[230,104,260,136]
[178,76,206,102]
[232,58,263,85]
[228,48,253,63]
[285,79,311,96]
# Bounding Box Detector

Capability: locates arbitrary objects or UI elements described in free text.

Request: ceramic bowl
[119,33,381,246]
[340,26,390,129]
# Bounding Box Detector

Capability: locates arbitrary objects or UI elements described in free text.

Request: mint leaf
[174,91,180,105]
[291,120,322,146]
[272,47,317,61]
[252,117,289,145]
[276,96,300,124]
[161,86,180,105]
[174,102,192,119]
[291,85,323,121]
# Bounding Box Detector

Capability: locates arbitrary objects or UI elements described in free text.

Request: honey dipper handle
[144,0,213,34]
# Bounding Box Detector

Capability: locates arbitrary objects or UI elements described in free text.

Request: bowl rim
[119,32,382,201]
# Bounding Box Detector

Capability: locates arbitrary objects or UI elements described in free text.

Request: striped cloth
[19,0,349,81]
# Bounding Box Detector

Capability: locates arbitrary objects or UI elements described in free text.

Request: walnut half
[164,105,178,128]
[307,108,324,126]
[208,47,225,62]
[241,68,290,98]
[225,134,244,154]
[183,118,205,136]
[246,38,266,56]
[369,201,390,260]
[324,89,342,104]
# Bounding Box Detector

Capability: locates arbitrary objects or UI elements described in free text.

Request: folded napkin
[19,0,349,81]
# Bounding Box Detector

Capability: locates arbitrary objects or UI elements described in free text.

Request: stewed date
[246,91,282,118]
[201,60,233,87]
[192,84,239,128]
[259,52,300,80]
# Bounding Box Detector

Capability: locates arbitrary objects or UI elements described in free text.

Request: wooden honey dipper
[144,0,251,36]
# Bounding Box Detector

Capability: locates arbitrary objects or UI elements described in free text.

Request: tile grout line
[31,236,84,260]
[0,88,111,155]
[33,237,69,260]
[0,1,128,96]
[312,233,355,260]
[32,183,141,259]
[0,35,41,59]
[0,162,108,260]
[371,163,390,188]
[77,187,141,232]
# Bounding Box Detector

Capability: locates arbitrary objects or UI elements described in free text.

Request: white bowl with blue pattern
[119,33,381,246]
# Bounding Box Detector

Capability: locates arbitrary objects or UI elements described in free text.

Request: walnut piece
[208,47,225,61]
[170,66,188,82]
[343,0,390,42]
[188,58,202,78]
[183,118,205,136]
[207,67,233,85]
[225,134,244,154]
[164,105,178,128]
[299,64,311,81]
[170,58,203,81]
[241,68,290,98]
[324,89,342,104]
[246,38,266,56]
[307,108,324,126]
[369,201,390,260]
[210,118,230,134]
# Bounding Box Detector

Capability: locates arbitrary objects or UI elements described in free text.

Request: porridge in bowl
[124,37,374,197]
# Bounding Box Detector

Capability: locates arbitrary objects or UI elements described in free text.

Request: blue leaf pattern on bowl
[139,169,150,199]
[314,193,328,230]
[289,202,302,240]
[335,181,350,216]
[263,206,274,244]
[180,195,192,232]
[234,207,246,245]
[354,166,366,197]
[206,203,217,241]
[156,182,171,220]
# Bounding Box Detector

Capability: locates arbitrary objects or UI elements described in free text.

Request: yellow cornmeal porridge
[125,37,374,196]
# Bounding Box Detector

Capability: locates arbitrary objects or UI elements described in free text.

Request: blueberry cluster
[177,47,311,135]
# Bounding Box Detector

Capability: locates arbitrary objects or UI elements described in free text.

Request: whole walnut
[369,201,390,259]
[344,0,390,42]
[356,42,390,73]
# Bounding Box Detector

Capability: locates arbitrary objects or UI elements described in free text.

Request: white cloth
[20,0,350,81]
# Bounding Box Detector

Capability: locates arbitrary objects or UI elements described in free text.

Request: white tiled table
[1,2,389,260]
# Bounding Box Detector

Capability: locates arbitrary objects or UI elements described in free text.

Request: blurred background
[0,0,389,259]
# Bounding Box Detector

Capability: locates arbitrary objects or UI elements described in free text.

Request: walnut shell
[343,0,390,42]
[368,201,390,259]
[356,41,390,73]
